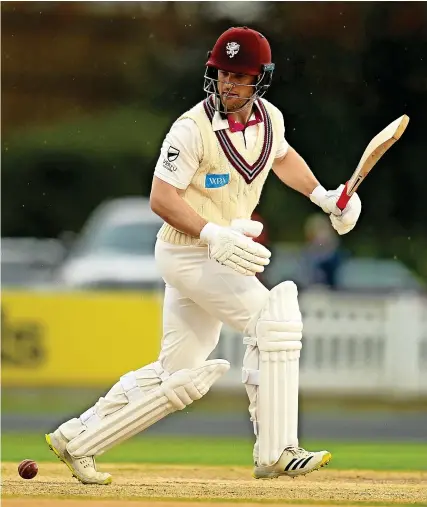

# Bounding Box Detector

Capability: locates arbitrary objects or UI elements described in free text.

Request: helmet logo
[226,41,240,58]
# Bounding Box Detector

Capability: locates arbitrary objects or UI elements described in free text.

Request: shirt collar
[211,99,263,133]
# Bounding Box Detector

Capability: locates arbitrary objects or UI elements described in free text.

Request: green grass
[2,433,426,471]
[3,388,427,414]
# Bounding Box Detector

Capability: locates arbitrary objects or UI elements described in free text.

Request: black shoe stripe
[299,456,313,469]
[291,458,306,470]
[284,458,297,471]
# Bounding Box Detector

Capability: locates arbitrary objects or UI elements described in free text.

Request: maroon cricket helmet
[206,26,272,76]
[203,26,275,113]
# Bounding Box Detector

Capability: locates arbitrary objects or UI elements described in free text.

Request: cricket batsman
[46,27,361,484]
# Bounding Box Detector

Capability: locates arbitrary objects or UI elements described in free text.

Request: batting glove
[310,184,362,235]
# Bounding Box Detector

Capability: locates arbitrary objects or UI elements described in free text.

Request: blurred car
[266,245,423,294]
[55,197,163,290]
[1,238,66,288]
[338,257,423,292]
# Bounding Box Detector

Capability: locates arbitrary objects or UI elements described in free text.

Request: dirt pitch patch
[2,463,427,506]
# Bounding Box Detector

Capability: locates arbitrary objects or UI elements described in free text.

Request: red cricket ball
[18,459,38,479]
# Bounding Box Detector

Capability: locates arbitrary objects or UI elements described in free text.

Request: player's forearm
[272,146,320,197]
[150,178,207,238]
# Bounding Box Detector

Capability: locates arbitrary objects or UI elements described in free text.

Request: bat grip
[336,182,351,211]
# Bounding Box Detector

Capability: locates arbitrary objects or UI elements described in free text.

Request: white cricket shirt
[154,105,289,190]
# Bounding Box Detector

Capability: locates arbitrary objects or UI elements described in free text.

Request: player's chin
[222,98,247,111]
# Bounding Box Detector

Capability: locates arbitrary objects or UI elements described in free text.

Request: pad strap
[242,367,259,386]
[80,408,101,429]
[119,361,170,403]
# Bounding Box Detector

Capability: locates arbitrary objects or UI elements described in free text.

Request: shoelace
[79,456,96,470]
[284,446,311,457]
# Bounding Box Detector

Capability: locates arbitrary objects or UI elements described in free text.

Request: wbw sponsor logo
[205,173,230,189]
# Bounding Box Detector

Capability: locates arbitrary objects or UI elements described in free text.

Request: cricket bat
[336,114,410,210]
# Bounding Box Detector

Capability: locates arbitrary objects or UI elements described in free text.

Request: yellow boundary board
[2,291,162,386]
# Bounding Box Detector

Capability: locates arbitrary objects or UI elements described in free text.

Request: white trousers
[156,240,269,373]
[59,239,268,443]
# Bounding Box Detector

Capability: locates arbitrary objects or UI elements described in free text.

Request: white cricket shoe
[253,446,332,479]
[45,430,112,485]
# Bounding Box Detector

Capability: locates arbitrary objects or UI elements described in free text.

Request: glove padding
[310,184,362,235]
[200,222,271,276]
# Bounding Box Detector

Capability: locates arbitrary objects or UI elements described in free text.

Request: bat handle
[336,182,351,211]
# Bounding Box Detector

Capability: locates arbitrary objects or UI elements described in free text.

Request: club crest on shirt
[167,146,180,162]
[205,173,230,188]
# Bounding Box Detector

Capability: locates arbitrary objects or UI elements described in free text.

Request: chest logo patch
[205,173,230,189]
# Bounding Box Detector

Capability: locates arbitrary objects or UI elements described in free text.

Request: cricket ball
[18,459,38,479]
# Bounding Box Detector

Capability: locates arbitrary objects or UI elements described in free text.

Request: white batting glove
[310,184,362,235]
[200,222,271,276]
[230,219,263,238]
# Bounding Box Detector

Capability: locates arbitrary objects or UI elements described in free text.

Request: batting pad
[256,281,303,466]
[66,359,230,458]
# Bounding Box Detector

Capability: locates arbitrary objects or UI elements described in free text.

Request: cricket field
[2,435,426,507]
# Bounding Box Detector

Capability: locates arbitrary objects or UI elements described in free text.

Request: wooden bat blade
[337,114,409,210]
[349,114,409,192]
